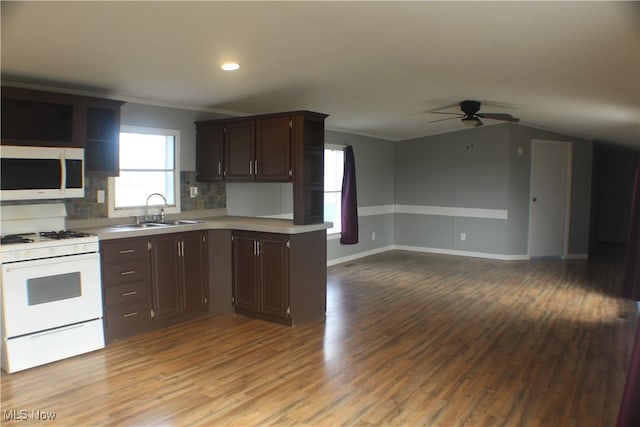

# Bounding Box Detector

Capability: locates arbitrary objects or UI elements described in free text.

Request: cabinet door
[1,87,76,147]
[181,231,207,313]
[232,233,259,312]
[256,116,291,181]
[150,234,181,321]
[83,98,124,176]
[196,124,224,181]
[259,235,289,319]
[224,121,255,181]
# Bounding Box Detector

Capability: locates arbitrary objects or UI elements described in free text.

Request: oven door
[1,252,102,338]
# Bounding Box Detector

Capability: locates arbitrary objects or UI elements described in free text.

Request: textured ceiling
[1,1,639,146]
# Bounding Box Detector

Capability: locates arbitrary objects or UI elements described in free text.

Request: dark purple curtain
[621,155,640,300]
[340,145,358,245]
[617,316,640,427]
[617,154,640,427]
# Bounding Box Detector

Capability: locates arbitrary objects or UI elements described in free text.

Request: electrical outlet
[460,232,466,241]
[190,187,198,198]
[372,232,376,241]
[97,190,105,204]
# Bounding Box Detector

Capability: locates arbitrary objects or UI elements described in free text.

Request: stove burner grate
[1,233,36,245]
[40,230,91,240]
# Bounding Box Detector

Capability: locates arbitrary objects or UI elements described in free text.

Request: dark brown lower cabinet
[150,231,208,326]
[100,237,153,343]
[232,230,326,325]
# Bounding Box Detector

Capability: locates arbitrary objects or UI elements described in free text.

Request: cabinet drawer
[104,281,150,307]
[103,260,148,286]
[105,300,152,331]
[101,239,148,263]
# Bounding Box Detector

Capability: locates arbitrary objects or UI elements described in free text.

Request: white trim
[358,205,395,216]
[393,245,530,261]
[395,205,508,219]
[327,246,395,266]
[324,143,347,150]
[327,233,341,241]
[327,244,530,265]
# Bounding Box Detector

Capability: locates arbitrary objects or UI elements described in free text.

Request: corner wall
[324,130,396,264]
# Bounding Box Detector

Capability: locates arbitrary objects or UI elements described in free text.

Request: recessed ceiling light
[221,62,240,71]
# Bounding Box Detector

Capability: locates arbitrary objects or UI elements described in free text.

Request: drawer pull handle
[119,249,135,254]
[123,312,138,318]
[121,291,137,297]
[120,270,136,276]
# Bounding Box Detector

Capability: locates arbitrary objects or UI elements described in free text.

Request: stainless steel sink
[111,219,204,229]
[158,219,204,225]
[111,222,171,229]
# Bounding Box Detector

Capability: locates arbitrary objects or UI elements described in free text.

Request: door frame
[528,139,573,258]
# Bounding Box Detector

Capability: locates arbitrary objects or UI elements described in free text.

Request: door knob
[532,197,538,202]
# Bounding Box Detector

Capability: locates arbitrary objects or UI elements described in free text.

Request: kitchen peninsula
[75,215,330,343]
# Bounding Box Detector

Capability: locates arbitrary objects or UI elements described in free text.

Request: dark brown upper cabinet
[1,87,125,176]
[195,123,224,181]
[224,120,256,181]
[256,116,292,181]
[1,87,78,147]
[195,111,328,224]
[81,97,125,176]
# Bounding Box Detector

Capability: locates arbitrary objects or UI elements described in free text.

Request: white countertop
[75,215,332,241]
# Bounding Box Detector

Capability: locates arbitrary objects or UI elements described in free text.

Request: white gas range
[0,203,104,373]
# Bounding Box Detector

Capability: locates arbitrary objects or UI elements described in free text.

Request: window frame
[108,125,181,218]
[324,144,346,236]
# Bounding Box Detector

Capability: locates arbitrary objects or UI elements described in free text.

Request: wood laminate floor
[1,248,637,426]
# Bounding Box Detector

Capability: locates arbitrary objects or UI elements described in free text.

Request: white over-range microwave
[0,145,85,201]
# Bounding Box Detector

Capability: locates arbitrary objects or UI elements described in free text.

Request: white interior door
[528,140,572,258]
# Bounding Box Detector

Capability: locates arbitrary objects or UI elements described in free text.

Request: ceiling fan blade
[476,113,520,123]
[428,111,463,116]
[428,116,460,124]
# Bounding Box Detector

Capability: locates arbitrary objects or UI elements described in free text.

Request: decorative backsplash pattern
[1,172,226,221]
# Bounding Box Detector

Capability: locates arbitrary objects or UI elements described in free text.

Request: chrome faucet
[145,193,168,222]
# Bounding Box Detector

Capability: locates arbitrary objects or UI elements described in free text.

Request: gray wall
[324,130,396,263]
[394,123,592,258]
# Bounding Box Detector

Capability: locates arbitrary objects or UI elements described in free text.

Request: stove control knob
[14,252,22,260]
[82,244,89,252]
[73,245,79,253]
[49,248,57,256]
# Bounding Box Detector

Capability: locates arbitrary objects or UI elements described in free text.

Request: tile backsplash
[1,172,225,221]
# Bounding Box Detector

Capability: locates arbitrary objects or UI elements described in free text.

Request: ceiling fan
[429,100,520,127]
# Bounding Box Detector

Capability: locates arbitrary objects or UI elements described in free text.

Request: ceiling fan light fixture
[461,116,482,127]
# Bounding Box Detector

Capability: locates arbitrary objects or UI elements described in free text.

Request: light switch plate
[190,187,198,198]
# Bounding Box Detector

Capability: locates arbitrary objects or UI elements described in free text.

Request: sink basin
[111,222,171,229]
[111,219,204,229]
[158,219,204,225]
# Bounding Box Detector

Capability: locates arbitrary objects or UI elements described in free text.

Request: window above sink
[108,126,181,218]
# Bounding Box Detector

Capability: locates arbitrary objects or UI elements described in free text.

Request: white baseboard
[327,245,395,266]
[393,245,530,261]
[327,245,530,266]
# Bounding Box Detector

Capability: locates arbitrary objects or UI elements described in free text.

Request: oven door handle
[2,252,100,272]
